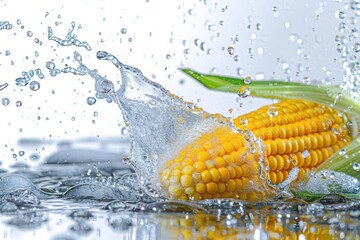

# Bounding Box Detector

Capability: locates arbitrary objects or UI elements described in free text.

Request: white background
[0,0,345,166]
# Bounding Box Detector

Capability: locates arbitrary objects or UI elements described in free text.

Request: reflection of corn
[160,100,352,200]
[159,212,355,240]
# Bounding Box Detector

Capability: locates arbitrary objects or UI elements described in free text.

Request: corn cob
[159,99,352,201]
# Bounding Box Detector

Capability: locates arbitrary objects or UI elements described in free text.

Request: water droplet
[227,46,235,55]
[256,23,262,31]
[233,55,240,61]
[210,67,218,74]
[207,24,217,31]
[301,150,310,158]
[5,50,10,56]
[335,11,346,19]
[244,76,252,84]
[284,21,292,28]
[238,86,251,98]
[236,68,244,76]
[289,34,298,42]
[166,54,171,59]
[339,148,347,156]
[87,97,97,105]
[267,106,278,117]
[71,117,75,121]
[199,42,207,51]
[2,98,10,106]
[272,6,279,17]
[26,31,33,37]
[353,162,360,171]
[121,127,129,135]
[19,151,25,156]
[16,101,22,107]
[120,28,127,34]
[93,111,98,117]
[255,72,265,80]
[257,47,264,55]
[29,81,40,91]
[353,42,360,52]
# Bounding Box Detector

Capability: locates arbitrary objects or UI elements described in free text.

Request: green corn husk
[181,68,360,201]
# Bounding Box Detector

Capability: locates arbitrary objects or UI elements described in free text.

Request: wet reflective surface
[0,137,359,240]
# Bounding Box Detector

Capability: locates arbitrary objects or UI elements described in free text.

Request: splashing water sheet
[0,0,360,239]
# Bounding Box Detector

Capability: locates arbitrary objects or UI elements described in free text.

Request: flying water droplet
[120,28,127,34]
[29,81,40,91]
[227,46,235,55]
[87,97,97,105]
[2,98,10,106]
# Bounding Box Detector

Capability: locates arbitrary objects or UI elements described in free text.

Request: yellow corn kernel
[180,175,192,187]
[214,157,227,168]
[206,182,218,194]
[209,168,220,182]
[201,170,211,183]
[219,167,230,182]
[195,183,206,194]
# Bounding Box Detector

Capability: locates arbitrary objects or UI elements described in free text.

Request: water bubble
[353,162,360,171]
[233,55,240,61]
[5,50,10,56]
[2,98,10,106]
[19,151,25,156]
[301,150,310,158]
[29,81,40,91]
[227,46,235,55]
[284,21,292,28]
[166,54,171,59]
[93,111,98,117]
[26,31,33,37]
[16,19,21,25]
[71,117,76,121]
[16,101,22,107]
[87,97,97,105]
[120,28,127,34]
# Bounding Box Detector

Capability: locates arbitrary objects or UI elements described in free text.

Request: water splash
[0,21,13,30]
[0,83,8,91]
[60,51,274,200]
[48,22,92,51]
[15,68,44,87]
